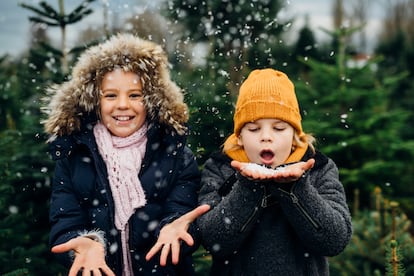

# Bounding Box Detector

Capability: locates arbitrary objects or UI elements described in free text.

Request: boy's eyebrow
[246,119,286,124]
[273,120,287,124]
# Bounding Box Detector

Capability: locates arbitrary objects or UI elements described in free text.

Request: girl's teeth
[116,116,130,121]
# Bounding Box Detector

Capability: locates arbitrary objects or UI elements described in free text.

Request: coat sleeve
[156,147,202,255]
[197,157,267,257]
[49,157,90,265]
[276,157,353,256]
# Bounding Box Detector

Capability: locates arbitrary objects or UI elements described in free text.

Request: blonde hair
[294,132,316,155]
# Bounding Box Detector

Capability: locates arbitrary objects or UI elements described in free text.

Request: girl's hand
[51,237,115,276]
[231,158,315,183]
[145,204,211,266]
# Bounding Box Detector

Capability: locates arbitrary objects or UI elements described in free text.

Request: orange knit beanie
[223,68,308,163]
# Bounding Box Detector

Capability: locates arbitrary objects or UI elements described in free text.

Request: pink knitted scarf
[94,122,148,276]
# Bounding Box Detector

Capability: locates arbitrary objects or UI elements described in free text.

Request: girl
[43,33,208,276]
[197,68,353,275]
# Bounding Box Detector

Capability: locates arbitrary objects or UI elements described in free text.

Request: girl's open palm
[231,158,315,182]
[145,204,210,266]
[51,237,115,276]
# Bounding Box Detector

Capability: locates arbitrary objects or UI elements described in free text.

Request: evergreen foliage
[0,43,66,276]
[183,68,234,163]
[375,28,414,205]
[165,0,291,94]
[193,246,212,276]
[1,0,414,274]
[295,29,414,205]
[385,202,406,276]
[329,188,414,275]
[0,127,64,275]
[164,0,291,161]
[0,1,96,274]
[20,0,98,75]
[0,56,20,130]
[0,54,64,273]
[290,20,321,74]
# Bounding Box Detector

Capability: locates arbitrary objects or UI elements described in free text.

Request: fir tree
[294,26,414,206]
[163,0,291,160]
[20,0,97,75]
[385,201,406,276]
[329,188,414,275]
[0,1,97,274]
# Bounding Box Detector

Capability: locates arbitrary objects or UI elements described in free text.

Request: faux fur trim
[42,33,188,138]
[78,229,107,250]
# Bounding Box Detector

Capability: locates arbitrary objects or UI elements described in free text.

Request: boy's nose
[260,130,273,142]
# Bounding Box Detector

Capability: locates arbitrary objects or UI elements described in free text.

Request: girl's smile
[99,69,147,137]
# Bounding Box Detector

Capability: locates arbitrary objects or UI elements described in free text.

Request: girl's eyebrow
[101,88,143,92]
[100,89,116,94]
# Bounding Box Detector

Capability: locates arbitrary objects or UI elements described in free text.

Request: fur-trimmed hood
[42,33,188,140]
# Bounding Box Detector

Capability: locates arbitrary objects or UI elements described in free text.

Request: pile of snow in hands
[242,163,286,176]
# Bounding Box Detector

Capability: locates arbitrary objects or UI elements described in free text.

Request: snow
[242,163,285,176]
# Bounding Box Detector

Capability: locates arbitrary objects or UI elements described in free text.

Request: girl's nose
[117,95,129,109]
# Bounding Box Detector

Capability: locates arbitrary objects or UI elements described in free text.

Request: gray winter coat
[198,150,352,276]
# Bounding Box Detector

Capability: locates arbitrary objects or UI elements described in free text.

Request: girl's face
[99,69,147,137]
[238,118,294,168]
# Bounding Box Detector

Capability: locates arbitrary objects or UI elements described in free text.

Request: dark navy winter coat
[48,121,201,275]
[43,34,204,275]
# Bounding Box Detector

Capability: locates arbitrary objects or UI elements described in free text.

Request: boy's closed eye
[245,122,288,132]
[245,122,259,131]
[274,125,287,131]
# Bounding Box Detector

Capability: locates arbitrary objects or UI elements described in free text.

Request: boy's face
[99,69,147,137]
[238,118,294,168]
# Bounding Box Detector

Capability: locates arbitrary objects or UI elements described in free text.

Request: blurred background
[1,0,414,275]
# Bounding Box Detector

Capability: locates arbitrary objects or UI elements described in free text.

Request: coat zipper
[240,206,259,233]
[239,186,266,233]
[279,188,321,230]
